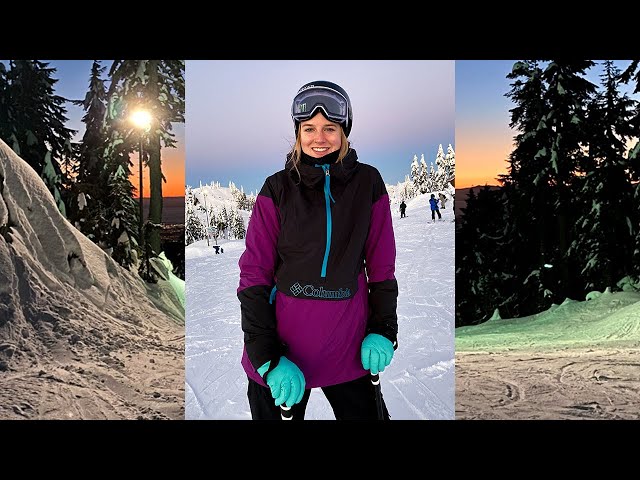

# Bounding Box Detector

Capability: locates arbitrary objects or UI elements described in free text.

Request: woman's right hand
[265,356,306,407]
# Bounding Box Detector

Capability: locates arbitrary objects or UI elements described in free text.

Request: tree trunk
[147,61,163,255]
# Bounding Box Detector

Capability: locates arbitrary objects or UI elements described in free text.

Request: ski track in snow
[186,194,455,420]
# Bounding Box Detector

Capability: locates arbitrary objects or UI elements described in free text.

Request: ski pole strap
[280,405,293,421]
[370,373,380,385]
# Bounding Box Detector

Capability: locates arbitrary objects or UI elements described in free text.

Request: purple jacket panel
[238,194,280,292]
[242,271,369,388]
[365,193,396,283]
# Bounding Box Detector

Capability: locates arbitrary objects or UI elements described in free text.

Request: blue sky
[456,60,637,187]
[186,60,455,194]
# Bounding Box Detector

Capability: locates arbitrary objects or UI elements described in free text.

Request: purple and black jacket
[238,148,398,388]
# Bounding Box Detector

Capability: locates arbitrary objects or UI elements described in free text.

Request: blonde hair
[288,128,350,181]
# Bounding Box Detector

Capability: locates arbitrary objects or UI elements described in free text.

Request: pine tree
[419,155,428,194]
[69,60,109,240]
[445,144,456,181]
[0,60,76,215]
[185,206,204,245]
[572,61,637,290]
[500,60,552,313]
[233,210,246,239]
[410,154,420,193]
[620,60,640,282]
[104,163,139,267]
[538,61,597,298]
[433,145,448,192]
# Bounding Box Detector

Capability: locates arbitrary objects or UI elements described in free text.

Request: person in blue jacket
[429,194,441,222]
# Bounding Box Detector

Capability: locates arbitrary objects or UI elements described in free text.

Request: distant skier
[400,200,407,218]
[213,245,220,254]
[438,192,447,209]
[429,194,442,222]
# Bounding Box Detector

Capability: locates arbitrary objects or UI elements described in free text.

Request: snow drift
[0,139,184,419]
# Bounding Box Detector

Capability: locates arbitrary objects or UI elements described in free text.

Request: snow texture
[0,139,184,419]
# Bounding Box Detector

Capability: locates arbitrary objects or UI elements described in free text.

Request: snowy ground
[186,192,455,420]
[456,291,640,419]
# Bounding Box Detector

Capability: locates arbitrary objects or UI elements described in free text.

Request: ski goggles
[291,86,349,126]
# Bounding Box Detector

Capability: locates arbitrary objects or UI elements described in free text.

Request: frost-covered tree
[571,61,636,290]
[432,145,448,191]
[537,61,597,297]
[104,164,139,267]
[419,154,429,194]
[232,210,246,239]
[185,206,205,245]
[69,60,109,240]
[445,144,455,180]
[620,60,640,282]
[410,154,421,193]
[0,60,76,215]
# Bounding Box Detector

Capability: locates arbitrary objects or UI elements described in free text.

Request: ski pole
[280,405,293,421]
[371,373,386,420]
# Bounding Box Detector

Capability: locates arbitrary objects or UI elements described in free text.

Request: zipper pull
[325,168,330,176]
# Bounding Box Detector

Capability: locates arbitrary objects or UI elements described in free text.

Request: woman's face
[299,111,342,159]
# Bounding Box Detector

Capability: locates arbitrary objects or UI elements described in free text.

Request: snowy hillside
[0,139,184,420]
[186,182,255,245]
[456,289,640,419]
[186,189,455,420]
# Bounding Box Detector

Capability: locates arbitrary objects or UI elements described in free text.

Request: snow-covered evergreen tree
[571,61,636,290]
[232,210,246,239]
[445,144,455,181]
[419,155,429,194]
[432,145,448,192]
[69,60,109,241]
[619,60,640,282]
[104,164,139,267]
[410,154,420,193]
[0,60,76,215]
[186,206,205,245]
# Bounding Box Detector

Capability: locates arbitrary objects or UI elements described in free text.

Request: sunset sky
[456,60,637,189]
[186,60,455,194]
[3,60,185,198]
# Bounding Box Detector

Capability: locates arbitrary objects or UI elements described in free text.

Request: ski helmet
[291,80,352,137]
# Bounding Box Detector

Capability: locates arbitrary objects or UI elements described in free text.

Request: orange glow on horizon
[456,127,514,189]
[130,145,185,198]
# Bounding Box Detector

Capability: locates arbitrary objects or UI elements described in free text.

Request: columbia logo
[290,282,303,296]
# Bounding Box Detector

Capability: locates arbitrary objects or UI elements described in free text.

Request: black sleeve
[367,279,399,348]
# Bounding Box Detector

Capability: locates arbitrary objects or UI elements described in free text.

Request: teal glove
[361,333,394,375]
[259,356,305,407]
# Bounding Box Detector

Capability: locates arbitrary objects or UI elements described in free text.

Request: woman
[237,80,398,420]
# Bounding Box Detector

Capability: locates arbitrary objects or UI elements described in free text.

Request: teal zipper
[316,164,336,277]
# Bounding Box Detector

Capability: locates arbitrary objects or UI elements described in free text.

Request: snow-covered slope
[186,189,455,420]
[0,139,184,419]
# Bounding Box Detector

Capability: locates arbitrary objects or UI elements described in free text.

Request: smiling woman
[185,60,456,421]
[235,80,399,420]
